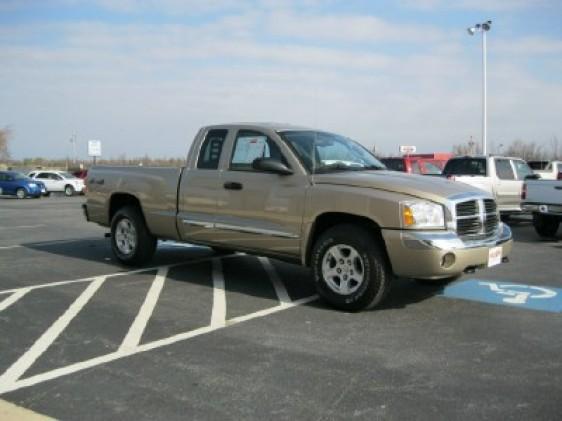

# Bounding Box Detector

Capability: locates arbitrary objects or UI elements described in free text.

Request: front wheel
[311,224,392,311]
[16,188,26,199]
[64,185,75,197]
[533,213,560,238]
[111,206,157,266]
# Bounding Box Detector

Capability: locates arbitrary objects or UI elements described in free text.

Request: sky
[1,0,562,160]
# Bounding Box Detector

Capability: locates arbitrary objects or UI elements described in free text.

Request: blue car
[0,171,46,199]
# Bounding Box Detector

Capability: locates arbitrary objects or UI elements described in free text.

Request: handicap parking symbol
[442,279,562,313]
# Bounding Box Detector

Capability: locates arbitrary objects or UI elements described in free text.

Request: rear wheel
[311,224,392,311]
[533,212,560,238]
[16,188,26,199]
[64,185,74,197]
[111,205,157,265]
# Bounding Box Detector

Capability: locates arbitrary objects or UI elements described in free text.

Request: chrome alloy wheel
[115,218,137,255]
[321,244,365,295]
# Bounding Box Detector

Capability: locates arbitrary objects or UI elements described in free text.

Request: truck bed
[86,165,184,240]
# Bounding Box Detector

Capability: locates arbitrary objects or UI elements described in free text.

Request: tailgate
[526,180,562,204]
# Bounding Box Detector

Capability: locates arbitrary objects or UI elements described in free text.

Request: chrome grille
[455,199,499,238]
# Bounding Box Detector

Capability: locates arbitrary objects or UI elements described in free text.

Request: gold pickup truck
[83,123,512,311]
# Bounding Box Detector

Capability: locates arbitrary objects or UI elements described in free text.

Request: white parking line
[0,295,317,395]
[0,253,318,396]
[0,289,31,312]
[210,259,227,328]
[0,254,239,295]
[119,267,168,352]
[0,276,107,386]
[258,257,292,307]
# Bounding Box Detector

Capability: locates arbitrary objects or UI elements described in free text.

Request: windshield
[12,172,30,181]
[278,131,385,174]
[443,158,487,176]
[513,160,533,180]
[422,161,443,175]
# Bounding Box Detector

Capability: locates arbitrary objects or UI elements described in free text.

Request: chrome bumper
[522,203,562,216]
[381,223,513,279]
[398,222,512,251]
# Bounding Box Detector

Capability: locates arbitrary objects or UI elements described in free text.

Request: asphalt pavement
[0,196,561,420]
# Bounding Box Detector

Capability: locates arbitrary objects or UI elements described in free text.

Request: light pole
[467,20,492,156]
[69,133,77,164]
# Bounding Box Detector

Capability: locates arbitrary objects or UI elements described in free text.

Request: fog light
[441,253,455,268]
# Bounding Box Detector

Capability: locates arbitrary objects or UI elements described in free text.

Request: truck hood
[313,170,489,203]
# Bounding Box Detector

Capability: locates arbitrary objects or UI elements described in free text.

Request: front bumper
[382,222,513,279]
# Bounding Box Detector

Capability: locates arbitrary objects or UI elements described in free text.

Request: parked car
[27,170,86,196]
[83,123,512,312]
[442,156,535,214]
[522,178,562,237]
[0,171,46,199]
[381,153,452,175]
[533,161,562,180]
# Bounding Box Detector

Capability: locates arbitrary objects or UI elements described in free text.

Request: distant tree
[504,140,547,161]
[452,137,481,156]
[0,127,11,162]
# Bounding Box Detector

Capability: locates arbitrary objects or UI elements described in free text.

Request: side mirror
[252,158,293,175]
[525,174,540,180]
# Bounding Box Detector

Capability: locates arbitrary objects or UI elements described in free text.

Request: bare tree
[452,137,481,156]
[0,127,11,162]
[504,140,547,161]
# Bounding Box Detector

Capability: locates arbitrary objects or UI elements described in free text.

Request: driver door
[212,129,308,257]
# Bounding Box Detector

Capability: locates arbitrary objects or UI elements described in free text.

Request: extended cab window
[443,158,487,176]
[495,159,515,180]
[197,129,228,170]
[230,130,286,171]
[512,160,533,180]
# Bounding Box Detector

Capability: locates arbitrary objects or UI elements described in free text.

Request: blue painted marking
[442,279,562,313]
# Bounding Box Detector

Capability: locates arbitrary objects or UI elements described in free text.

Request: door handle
[555,186,562,190]
[223,182,243,190]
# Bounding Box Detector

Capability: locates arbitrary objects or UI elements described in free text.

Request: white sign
[88,140,102,157]
[399,145,416,154]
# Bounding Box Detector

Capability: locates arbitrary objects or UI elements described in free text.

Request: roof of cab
[204,122,314,132]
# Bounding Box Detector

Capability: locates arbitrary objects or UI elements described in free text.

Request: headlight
[28,183,37,188]
[401,200,445,229]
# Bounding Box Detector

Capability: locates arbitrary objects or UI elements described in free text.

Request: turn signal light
[557,172,562,180]
[403,206,415,226]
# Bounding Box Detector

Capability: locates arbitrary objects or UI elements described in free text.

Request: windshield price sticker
[488,246,502,267]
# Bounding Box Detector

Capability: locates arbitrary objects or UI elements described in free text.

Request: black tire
[210,246,234,255]
[64,185,74,197]
[44,191,51,197]
[111,205,157,266]
[16,188,26,199]
[311,224,392,311]
[533,212,560,238]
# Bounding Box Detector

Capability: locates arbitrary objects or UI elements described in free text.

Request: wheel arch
[109,193,150,232]
[304,212,391,270]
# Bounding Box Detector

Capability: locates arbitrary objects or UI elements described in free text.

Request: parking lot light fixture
[467,20,492,156]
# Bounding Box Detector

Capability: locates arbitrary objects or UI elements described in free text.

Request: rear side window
[495,159,515,180]
[512,160,533,180]
[443,158,487,176]
[230,130,286,171]
[197,129,228,170]
[381,159,405,172]
[36,173,50,179]
[422,161,442,175]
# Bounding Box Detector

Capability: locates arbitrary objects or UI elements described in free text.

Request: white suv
[443,156,535,213]
[27,170,85,196]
